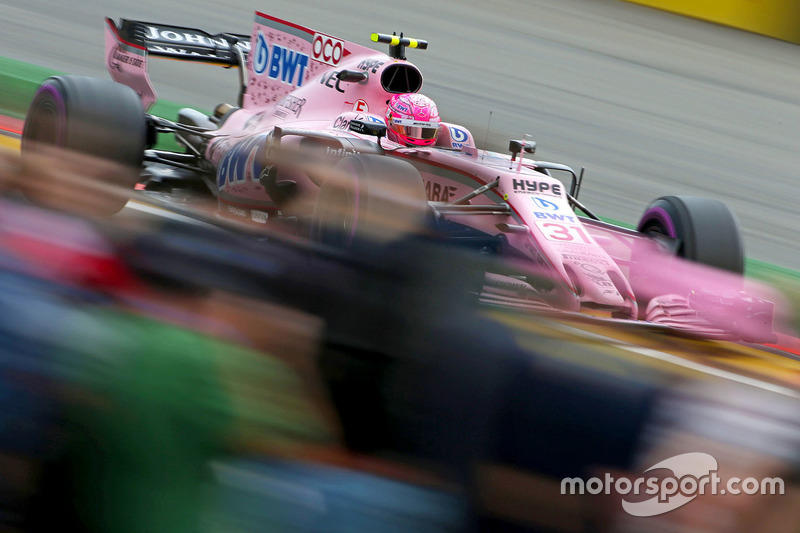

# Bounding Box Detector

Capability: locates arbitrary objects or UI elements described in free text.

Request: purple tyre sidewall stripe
[38,83,67,147]
[639,206,676,238]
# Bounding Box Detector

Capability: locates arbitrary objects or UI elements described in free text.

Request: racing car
[19,12,778,341]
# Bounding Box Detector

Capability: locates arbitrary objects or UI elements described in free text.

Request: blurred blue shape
[212,458,467,532]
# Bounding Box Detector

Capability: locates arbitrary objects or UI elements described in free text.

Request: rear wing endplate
[104,17,250,110]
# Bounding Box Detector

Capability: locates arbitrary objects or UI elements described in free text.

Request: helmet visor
[390,117,440,140]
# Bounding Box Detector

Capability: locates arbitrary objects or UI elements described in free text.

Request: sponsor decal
[353,99,369,112]
[110,49,144,68]
[251,210,269,224]
[320,70,345,93]
[149,45,218,58]
[392,101,412,115]
[450,126,468,143]
[449,126,470,148]
[340,114,384,130]
[512,178,561,196]
[333,114,382,130]
[253,33,269,74]
[357,58,384,73]
[532,197,558,210]
[312,33,344,66]
[243,111,267,131]
[227,205,247,218]
[253,31,309,86]
[217,134,268,190]
[391,118,437,128]
[531,212,576,223]
[425,181,457,202]
[143,25,241,49]
[275,94,306,118]
[580,266,617,293]
[325,147,360,157]
[562,254,608,265]
[559,248,608,259]
[557,260,618,295]
[333,115,352,130]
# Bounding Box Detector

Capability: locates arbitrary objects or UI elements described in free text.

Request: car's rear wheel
[21,76,147,215]
[311,154,428,248]
[637,195,744,274]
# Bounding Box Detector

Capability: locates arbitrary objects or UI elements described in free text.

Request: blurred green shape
[53,307,333,533]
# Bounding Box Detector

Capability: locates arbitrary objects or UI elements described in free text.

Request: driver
[385,93,441,146]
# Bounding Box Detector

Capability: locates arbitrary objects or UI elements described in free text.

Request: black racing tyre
[637,195,744,274]
[21,76,146,215]
[311,154,428,248]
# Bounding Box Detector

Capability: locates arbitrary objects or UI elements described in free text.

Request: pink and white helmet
[386,93,441,146]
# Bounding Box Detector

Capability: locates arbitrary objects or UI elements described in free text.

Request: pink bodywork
[104,11,785,340]
[104,18,158,111]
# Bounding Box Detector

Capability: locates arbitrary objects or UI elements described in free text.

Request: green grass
[0,56,59,120]
[744,258,800,326]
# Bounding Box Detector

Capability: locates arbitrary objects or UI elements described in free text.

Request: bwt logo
[561,452,785,517]
[312,33,344,66]
[253,31,309,86]
[393,101,411,114]
[449,126,469,143]
[217,134,268,189]
[532,197,559,210]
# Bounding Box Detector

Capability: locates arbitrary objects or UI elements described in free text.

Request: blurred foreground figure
[17,248,335,533]
[5,146,799,532]
[0,147,651,532]
[0,147,473,531]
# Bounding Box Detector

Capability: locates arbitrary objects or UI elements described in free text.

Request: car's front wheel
[21,76,147,215]
[637,195,744,274]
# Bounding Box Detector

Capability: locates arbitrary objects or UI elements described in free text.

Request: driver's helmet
[386,93,441,146]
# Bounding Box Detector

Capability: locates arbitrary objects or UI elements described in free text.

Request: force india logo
[312,33,344,66]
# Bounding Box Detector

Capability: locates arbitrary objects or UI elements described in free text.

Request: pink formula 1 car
[21,12,778,341]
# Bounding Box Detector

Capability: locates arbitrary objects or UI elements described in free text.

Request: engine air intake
[381,64,423,94]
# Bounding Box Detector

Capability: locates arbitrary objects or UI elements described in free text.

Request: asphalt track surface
[3,0,800,271]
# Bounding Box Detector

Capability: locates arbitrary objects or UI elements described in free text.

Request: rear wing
[104,17,250,110]
[107,18,250,66]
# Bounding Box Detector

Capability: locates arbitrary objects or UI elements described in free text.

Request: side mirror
[349,119,387,138]
[509,139,536,161]
[337,69,369,83]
